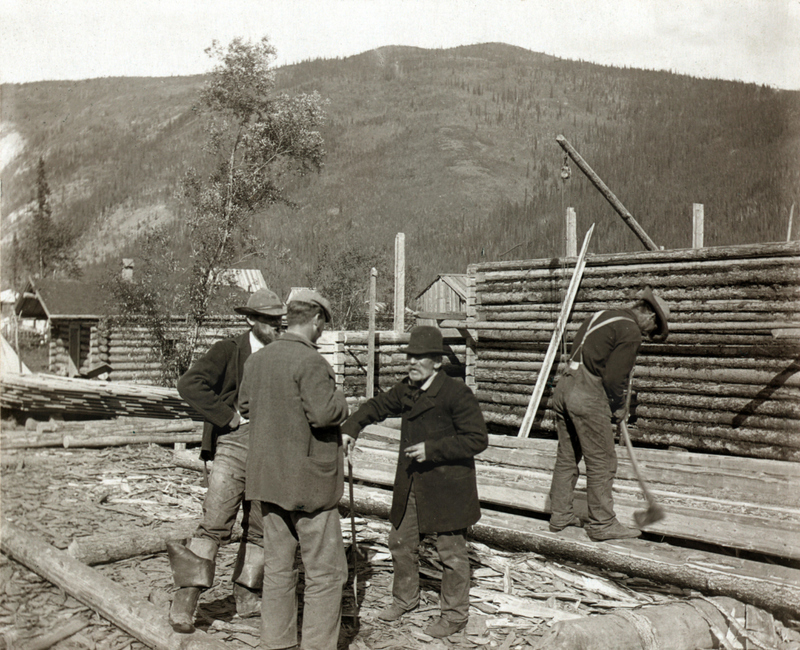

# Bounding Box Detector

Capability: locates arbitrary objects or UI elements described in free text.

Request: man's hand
[404,442,427,463]
[342,434,356,458]
[612,407,628,425]
[228,411,241,430]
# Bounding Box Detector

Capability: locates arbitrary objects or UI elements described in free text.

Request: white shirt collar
[249,331,266,354]
[419,373,436,391]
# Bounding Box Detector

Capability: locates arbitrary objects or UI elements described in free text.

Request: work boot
[232,542,263,618]
[166,537,217,634]
[377,603,416,622]
[424,616,467,638]
[169,587,201,633]
[233,583,261,619]
[549,516,584,533]
[587,521,641,542]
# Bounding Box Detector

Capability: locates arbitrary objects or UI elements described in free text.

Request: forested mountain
[3,43,799,304]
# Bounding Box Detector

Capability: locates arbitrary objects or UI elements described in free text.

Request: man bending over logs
[166,289,286,633]
[548,286,670,541]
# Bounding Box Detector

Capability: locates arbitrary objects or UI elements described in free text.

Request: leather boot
[169,587,201,633]
[166,538,218,634]
[232,542,263,618]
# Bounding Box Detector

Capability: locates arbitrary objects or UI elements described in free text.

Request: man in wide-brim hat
[166,288,286,633]
[342,325,489,639]
[548,286,670,542]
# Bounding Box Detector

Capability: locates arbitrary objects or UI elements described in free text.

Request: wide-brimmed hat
[289,288,333,323]
[234,289,286,318]
[402,326,444,355]
[637,286,670,342]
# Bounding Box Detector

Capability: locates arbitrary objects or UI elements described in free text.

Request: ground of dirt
[2,440,798,649]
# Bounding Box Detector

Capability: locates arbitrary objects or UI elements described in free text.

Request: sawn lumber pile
[466,241,800,461]
[0,373,200,421]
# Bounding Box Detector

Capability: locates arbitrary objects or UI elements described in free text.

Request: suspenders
[568,311,636,370]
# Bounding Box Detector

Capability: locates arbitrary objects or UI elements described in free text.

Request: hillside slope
[2,43,799,299]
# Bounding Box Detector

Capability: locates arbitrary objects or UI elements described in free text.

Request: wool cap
[637,286,670,342]
[234,288,286,318]
[402,326,445,355]
[289,288,333,322]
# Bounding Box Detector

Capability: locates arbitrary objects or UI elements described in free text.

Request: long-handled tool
[619,372,665,528]
[342,455,360,628]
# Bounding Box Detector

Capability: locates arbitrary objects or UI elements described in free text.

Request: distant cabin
[415,273,468,325]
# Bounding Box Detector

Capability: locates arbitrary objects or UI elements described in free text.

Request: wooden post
[788,203,795,242]
[556,135,658,251]
[565,207,577,257]
[693,203,704,249]
[367,267,377,399]
[394,233,405,332]
[518,224,595,438]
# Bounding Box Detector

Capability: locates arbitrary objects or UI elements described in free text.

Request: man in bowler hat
[342,325,489,639]
[548,286,670,541]
[166,288,285,633]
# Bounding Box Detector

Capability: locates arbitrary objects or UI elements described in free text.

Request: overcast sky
[2,0,799,90]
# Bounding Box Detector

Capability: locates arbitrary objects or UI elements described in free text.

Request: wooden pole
[555,135,658,251]
[693,203,704,248]
[367,267,377,399]
[394,233,405,332]
[0,519,227,650]
[517,224,595,438]
[788,203,795,242]
[565,207,577,257]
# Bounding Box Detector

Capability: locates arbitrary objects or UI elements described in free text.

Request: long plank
[0,518,227,650]
[351,428,800,560]
[518,224,594,438]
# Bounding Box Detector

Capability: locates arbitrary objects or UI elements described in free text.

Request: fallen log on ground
[66,521,212,566]
[532,596,782,650]
[0,518,227,650]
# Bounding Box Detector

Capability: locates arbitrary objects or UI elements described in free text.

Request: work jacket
[343,370,488,533]
[240,332,349,512]
[177,331,251,460]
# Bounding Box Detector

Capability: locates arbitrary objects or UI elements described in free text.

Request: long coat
[177,331,251,461]
[239,332,350,513]
[342,370,488,533]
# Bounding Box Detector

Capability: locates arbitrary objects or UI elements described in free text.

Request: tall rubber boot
[232,542,264,618]
[166,537,217,633]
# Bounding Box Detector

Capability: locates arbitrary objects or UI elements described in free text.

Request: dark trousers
[548,364,619,535]
[260,502,348,650]
[388,486,470,623]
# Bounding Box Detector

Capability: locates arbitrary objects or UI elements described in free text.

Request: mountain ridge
[2,43,798,300]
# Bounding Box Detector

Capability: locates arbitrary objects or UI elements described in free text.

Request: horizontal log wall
[468,241,800,461]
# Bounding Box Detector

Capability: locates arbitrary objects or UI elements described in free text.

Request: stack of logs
[468,241,800,461]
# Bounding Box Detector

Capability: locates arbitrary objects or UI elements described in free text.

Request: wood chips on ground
[1,439,798,649]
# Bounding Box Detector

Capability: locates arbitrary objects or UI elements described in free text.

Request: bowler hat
[402,326,445,355]
[289,288,333,323]
[234,289,286,318]
[637,286,670,342]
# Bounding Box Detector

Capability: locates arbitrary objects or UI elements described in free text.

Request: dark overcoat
[177,331,251,460]
[342,370,488,533]
[239,332,350,513]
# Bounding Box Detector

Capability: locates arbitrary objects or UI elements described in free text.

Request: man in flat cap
[342,325,489,639]
[548,286,670,542]
[239,288,351,650]
[167,288,286,633]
